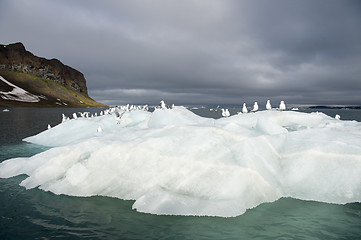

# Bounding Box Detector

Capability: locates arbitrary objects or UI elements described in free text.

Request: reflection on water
[1,107,361,239]
[1,175,361,239]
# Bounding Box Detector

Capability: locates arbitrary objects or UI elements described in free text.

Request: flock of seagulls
[58,100,287,125]
[56,103,156,133]
[159,100,175,109]
[50,99,342,131]
[219,100,287,118]
[56,100,175,131]
[60,104,152,124]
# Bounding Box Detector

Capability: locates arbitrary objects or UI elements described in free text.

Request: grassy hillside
[0,69,108,107]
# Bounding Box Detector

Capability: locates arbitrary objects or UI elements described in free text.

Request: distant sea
[1,106,361,239]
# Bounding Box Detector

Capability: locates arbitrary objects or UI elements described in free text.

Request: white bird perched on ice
[266,100,272,110]
[97,126,103,133]
[221,108,230,118]
[242,103,248,113]
[279,101,286,111]
[47,124,51,130]
[142,104,149,111]
[72,113,78,119]
[335,114,341,120]
[62,114,69,123]
[160,100,167,109]
[251,102,258,112]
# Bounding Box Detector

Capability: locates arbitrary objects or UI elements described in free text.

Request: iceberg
[1,106,361,217]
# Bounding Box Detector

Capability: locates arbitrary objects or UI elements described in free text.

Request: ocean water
[1,107,361,239]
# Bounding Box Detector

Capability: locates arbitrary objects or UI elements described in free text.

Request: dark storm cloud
[1,0,361,106]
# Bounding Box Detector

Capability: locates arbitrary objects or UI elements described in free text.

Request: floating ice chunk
[1,107,361,218]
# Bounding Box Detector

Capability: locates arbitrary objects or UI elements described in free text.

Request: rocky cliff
[0,42,87,95]
[0,42,107,107]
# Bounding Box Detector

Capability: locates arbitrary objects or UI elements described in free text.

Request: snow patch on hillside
[0,75,41,102]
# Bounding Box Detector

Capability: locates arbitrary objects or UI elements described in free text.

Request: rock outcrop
[0,42,87,95]
[0,42,107,107]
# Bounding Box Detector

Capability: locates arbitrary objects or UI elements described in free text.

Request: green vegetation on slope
[0,69,108,107]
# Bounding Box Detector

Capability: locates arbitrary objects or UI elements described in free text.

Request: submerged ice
[1,106,361,217]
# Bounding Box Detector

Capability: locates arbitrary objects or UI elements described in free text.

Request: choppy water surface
[1,107,361,239]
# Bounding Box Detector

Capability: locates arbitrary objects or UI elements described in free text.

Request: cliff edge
[0,42,107,107]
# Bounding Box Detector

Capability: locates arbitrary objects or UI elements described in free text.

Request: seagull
[266,100,272,110]
[114,107,125,124]
[143,104,149,111]
[279,101,286,111]
[221,108,226,117]
[335,114,341,120]
[61,114,69,123]
[251,102,258,112]
[47,124,51,130]
[225,108,230,117]
[72,113,78,119]
[114,107,120,118]
[221,108,231,118]
[160,100,167,109]
[242,103,248,113]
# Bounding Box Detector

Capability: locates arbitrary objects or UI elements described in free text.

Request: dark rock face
[0,42,88,95]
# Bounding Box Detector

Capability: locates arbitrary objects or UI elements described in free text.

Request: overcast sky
[1,0,361,106]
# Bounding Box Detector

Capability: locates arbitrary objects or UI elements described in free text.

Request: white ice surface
[1,107,361,217]
[0,75,40,102]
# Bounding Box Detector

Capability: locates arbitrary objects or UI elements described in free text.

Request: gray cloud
[1,0,361,106]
